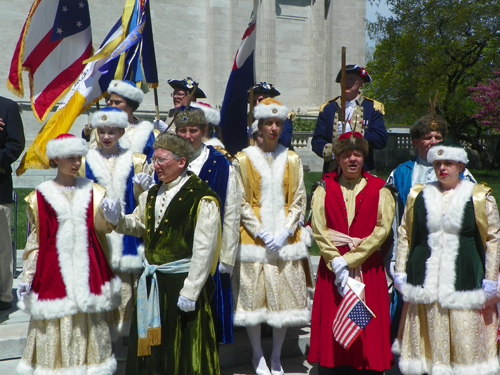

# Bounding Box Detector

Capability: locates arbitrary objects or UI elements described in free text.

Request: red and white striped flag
[7,0,92,123]
[333,289,373,349]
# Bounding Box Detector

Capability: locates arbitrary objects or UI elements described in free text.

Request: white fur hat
[46,134,88,160]
[190,102,220,126]
[107,80,144,104]
[253,98,288,121]
[427,141,468,164]
[92,107,129,128]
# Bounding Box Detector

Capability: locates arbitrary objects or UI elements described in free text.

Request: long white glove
[100,198,122,226]
[153,119,168,133]
[394,272,407,293]
[268,228,293,253]
[257,229,273,246]
[219,262,233,275]
[331,257,348,277]
[482,279,498,301]
[177,295,196,312]
[17,282,31,300]
[337,121,352,136]
[132,172,156,190]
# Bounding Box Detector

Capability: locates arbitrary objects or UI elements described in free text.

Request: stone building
[0,0,366,187]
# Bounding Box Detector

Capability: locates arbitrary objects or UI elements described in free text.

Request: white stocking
[246,324,270,374]
[270,327,287,372]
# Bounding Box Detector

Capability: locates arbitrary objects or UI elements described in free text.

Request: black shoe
[0,301,12,310]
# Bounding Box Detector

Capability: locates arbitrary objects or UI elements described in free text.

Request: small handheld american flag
[333,288,373,349]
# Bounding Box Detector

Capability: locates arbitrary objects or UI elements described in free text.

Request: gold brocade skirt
[18,312,116,374]
[232,257,314,328]
[397,301,499,374]
[108,271,139,339]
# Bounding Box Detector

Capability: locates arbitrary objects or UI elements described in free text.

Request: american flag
[333,289,372,349]
[7,0,92,123]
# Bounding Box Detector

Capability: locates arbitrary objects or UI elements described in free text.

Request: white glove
[482,279,498,301]
[337,121,352,135]
[177,295,196,312]
[132,172,156,190]
[334,268,349,289]
[257,229,274,247]
[153,119,168,133]
[267,228,292,253]
[100,198,122,226]
[337,283,349,297]
[17,282,31,300]
[331,257,348,277]
[394,273,407,293]
[219,262,233,275]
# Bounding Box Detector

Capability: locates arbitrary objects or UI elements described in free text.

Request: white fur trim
[17,354,117,375]
[253,102,288,121]
[397,357,432,375]
[427,145,468,164]
[23,179,122,320]
[240,144,308,261]
[86,149,143,272]
[234,307,310,328]
[191,102,220,125]
[391,338,401,355]
[107,80,144,103]
[300,225,313,247]
[46,137,87,160]
[204,138,225,148]
[451,358,500,375]
[400,181,486,309]
[119,253,144,271]
[238,242,308,263]
[119,121,154,154]
[92,109,129,129]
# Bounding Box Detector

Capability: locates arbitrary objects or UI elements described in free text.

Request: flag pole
[154,87,160,120]
[248,86,254,128]
[346,281,376,318]
[340,46,346,134]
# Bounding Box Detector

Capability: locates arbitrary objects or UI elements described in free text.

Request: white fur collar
[119,120,153,153]
[25,178,122,319]
[243,144,288,234]
[401,180,486,308]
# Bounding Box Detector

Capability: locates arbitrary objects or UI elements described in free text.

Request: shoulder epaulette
[319,96,340,113]
[363,96,385,115]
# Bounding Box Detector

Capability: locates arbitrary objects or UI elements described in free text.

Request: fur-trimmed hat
[153,133,194,161]
[427,140,468,165]
[249,82,280,98]
[410,114,447,140]
[107,80,144,104]
[167,77,206,98]
[173,107,206,128]
[46,134,88,160]
[333,132,369,157]
[335,64,372,83]
[92,107,129,128]
[254,98,288,121]
[190,102,220,126]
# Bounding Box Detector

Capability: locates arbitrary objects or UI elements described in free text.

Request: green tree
[365,0,500,167]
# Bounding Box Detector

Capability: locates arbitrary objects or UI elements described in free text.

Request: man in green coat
[101,133,221,375]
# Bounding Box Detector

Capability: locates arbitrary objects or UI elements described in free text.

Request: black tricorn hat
[249,82,281,98]
[335,64,372,83]
[167,77,206,98]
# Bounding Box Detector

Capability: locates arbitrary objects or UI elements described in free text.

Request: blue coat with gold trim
[312,96,387,172]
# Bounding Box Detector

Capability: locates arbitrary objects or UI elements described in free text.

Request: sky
[365,0,392,47]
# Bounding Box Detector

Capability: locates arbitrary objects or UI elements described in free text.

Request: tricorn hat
[167,77,206,98]
[335,64,372,83]
[249,82,281,98]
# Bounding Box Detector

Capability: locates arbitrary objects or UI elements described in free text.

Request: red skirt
[308,254,393,370]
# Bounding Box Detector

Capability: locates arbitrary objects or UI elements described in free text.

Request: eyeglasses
[151,157,175,165]
[171,92,187,99]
